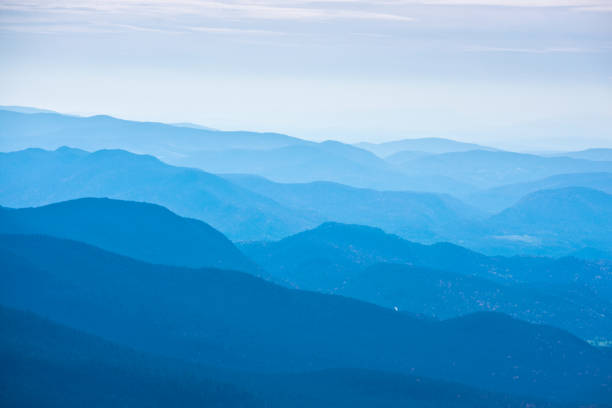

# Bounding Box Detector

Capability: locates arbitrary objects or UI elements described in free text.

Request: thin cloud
[187,26,286,35]
[406,0,612,7]
[464,45,601,53]
[0,1,415,22]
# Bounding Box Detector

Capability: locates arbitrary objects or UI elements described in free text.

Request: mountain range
[0,147,482,241]
[0,146,312,240]
[2,110,462,193]
[1,233,610,404]
[1,305,574,408]
[0,109,302,157]
[391,150,612,190]
[465,172,612,213]
[355,137,496,156]
[554,148,612,162]
[3,146,612,256]
[3,101,612,408]
[480,187,612,255]
[240,222,612,339]
[3,196,610,340]
[5,109,612,196]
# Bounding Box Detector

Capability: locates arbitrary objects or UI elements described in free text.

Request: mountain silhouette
[1,305,568,408]
[356,138,495,156]
[0,109,303,157]
[1,147,485,241]
[1,233,610,403]
[241,222,610,287]
[0,147,316,240]
[466,172,612,212]
[390,150,612,189]
[557,148,612,162]
[241,222,612,339]
[489,187,612,251]
[223,174,482,242]
[0,197,255,271]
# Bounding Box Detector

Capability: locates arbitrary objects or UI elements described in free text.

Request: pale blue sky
[1,0,611,150]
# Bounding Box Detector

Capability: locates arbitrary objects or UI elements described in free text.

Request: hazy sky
[1,0,611,150]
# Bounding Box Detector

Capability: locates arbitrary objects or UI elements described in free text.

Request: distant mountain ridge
[389,149,612,189]
[356,137,496,157]
[0,147,315,240]
[0,147,484,241]
[0,109,305,158]
[0,109,473,193]
[466,172,612,212]
[223,174,483,242]
[6,108,612,194]
[556,148,612,162]
[0,105,60,114]
[173,141,473,193]
[171,122,218,131]
[489,187,612,248]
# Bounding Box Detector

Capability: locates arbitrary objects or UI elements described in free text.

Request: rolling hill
[223,174,483,242]
[488,187,612,250]
[466,172,612,213]
[0,306,259,408]
[0,148,486,242]
[0,198,255,271]
[240,222,612,288]
[1,306,566,408]
[1,233,610,403]
[0,147,316,240]
[390,150,612,189]
[240,222,612,339]
[175,142,473,193]
[338,263,612,340]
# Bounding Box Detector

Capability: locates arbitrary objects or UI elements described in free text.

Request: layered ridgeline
[489,187,612,246]
[0,109,303,155]
[464,187,612,257]
[222,174,482,242]
[2,197,609,340]
[3,147,612,256]
[1,234,610,405]
[0,110,468,194]
[356,137,496,156]
[466,172,612,213]
[385,149,612,190]
[425,186,612,258]
[5,109,612,195]
[0,147,313,240]
[0,147,482,242]
[0,198,255,272]
[553,148,612,162]
[3,197,610,339]
[1,305,570,408]
[240,223,612,340]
